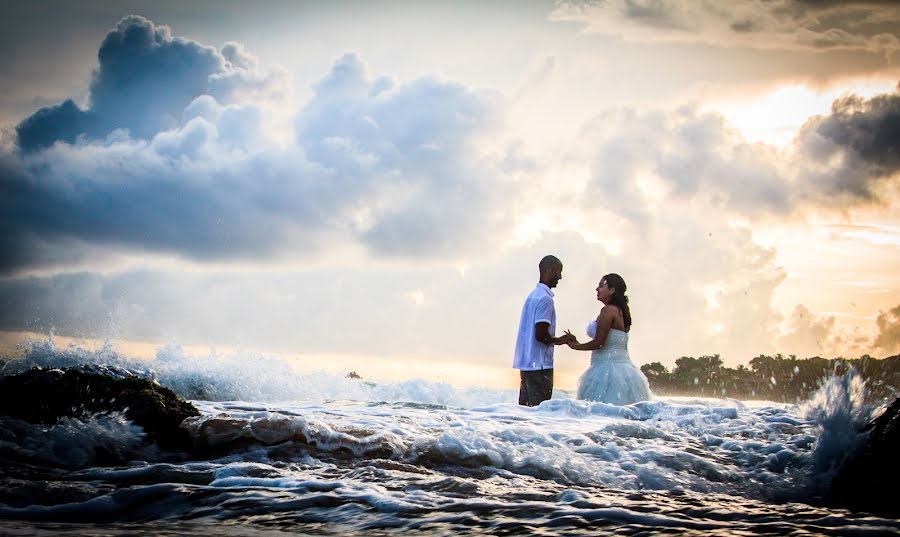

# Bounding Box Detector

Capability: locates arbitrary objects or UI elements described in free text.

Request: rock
[0,367,199,451]
[830,396,900,517]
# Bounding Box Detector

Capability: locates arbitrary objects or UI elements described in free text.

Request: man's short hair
[539,255,562,271]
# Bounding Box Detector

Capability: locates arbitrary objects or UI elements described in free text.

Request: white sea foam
[0,412,152,468]
[177,393,826,502]
[2,335,895,534]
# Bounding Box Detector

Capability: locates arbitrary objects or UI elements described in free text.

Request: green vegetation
[641,354,900,403]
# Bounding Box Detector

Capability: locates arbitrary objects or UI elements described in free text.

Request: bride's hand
[564,330,578,347]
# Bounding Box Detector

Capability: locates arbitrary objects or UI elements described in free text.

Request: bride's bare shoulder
[599,304,625,328]
[599,304,618,317]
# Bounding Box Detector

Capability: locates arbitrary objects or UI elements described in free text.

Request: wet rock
[830,396,900,517]
[0,367,199,451]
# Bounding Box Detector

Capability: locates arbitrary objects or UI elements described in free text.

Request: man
[513,255,571,406]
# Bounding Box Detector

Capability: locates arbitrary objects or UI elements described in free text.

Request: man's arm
[535,322,571,345]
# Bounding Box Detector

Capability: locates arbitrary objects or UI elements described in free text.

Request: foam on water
[168,394,819,502]
[1,337,898,534]
[0,412,153,469]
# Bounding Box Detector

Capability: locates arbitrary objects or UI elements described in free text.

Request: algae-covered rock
[0,367,199,451]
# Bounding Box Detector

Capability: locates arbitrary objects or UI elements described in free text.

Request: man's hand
[537,323,569,345]
[563,330,579,347]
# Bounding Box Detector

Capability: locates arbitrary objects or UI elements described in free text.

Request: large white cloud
[296,53,509,257]
[0,18,511,275]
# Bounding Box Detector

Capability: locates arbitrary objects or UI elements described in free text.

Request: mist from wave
[1,337,515,407]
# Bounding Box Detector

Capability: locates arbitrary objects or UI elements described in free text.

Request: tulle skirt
[576,358,652,405]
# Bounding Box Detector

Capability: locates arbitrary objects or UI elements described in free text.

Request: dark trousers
[518,369,553,406]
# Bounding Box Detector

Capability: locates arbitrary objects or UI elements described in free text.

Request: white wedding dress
[576,320,652,404]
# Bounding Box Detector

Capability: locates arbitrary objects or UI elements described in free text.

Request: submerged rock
[830,396,900,517]
[0,367,199,451]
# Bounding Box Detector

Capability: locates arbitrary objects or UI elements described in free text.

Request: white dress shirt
[512,283,556,371]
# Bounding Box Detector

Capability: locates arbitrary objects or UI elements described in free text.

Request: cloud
[0,113,364,275]
[776,304,839,357]
[552,0,900,54]
[795,88,900,202]
[0,227,786,367]
[14,16,286,152]
[7,14,899,279]
[614,211,787,363]
[874,303,900,354]
[295,52,509,257]
[209,42,292,106]
[576,105,792,221]
[571,84,900,225]
[558,93,899,362]
[0,20,509,275]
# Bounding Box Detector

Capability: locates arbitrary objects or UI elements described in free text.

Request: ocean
[0,340,898,536]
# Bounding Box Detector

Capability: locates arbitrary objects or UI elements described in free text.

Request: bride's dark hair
[603,273,631,330]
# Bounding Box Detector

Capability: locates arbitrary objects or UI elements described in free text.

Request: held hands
[562,330,579,348]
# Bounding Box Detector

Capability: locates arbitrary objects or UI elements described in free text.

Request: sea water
[0,340,897,536]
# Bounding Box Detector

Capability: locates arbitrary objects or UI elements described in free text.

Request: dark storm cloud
[16,16,230,151]
[805,91,900,168]
[0,137,329,275]
[797,87,900,201]
[554,0,900,53]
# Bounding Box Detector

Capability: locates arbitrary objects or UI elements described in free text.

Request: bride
[565,273,651,405]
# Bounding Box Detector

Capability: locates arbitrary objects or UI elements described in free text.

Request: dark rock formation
[0,366,199,451]
[830,396,900,517]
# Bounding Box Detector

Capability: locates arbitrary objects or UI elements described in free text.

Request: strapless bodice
[586,320,629,362]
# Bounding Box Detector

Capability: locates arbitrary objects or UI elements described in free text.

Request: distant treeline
[640,354,900,403]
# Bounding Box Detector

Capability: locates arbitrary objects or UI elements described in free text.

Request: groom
[513,255,572,406]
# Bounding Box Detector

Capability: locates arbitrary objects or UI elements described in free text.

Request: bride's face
[596,279,614,303]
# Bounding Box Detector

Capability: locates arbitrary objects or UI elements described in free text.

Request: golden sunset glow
[711,80,898,146]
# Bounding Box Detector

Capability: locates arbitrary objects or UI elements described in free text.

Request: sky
[1,0,899,389]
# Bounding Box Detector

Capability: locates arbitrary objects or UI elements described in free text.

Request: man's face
[547,264,563,288]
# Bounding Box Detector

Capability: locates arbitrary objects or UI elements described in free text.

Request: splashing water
[1,338,897,535]
[800,366,872,485]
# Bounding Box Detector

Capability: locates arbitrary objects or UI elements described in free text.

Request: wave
[0,412,156,469]
[798,367,874,494]
[0,336,889,502]
[2,337,517,407]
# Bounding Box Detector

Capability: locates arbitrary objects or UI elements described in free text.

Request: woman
[565,273,651,404]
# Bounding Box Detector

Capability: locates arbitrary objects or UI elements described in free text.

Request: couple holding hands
[513,255,651,407]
